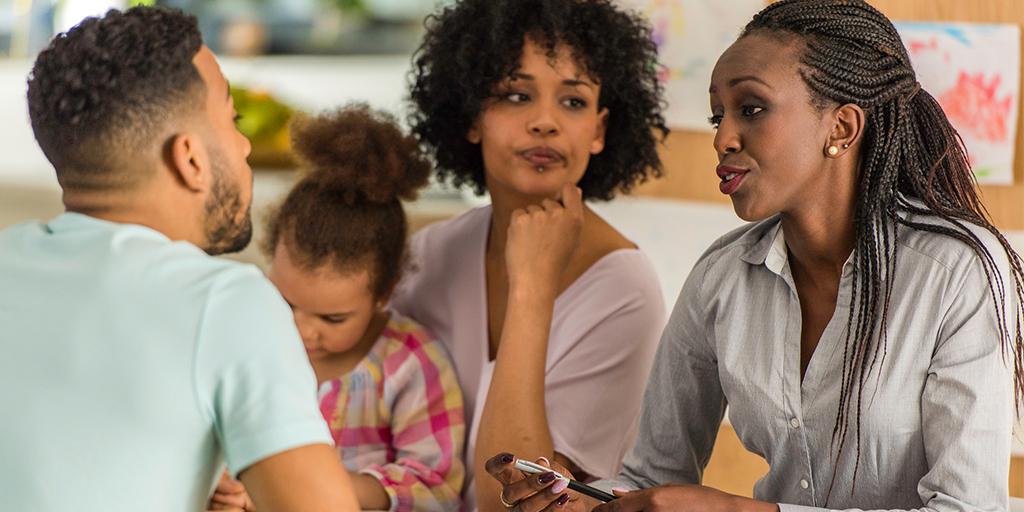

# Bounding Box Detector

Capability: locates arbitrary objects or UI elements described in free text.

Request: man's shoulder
[1,216,272,308]
[111,236,269,304]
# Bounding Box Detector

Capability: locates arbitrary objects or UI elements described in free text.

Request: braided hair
[743,0,1024,498]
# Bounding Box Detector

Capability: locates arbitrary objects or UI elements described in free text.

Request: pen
[513,459,618,503]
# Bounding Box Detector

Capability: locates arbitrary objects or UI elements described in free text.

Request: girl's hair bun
[290,103,432,204]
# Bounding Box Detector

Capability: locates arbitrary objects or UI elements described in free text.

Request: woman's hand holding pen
[504,183,584,295]
[486,453,596,512]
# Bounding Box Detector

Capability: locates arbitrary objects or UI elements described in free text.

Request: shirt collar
[739,217,783,269]
[739,216,872,281]
[45,212,170,243]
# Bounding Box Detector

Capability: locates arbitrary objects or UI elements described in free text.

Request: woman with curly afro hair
[391,0,669,510]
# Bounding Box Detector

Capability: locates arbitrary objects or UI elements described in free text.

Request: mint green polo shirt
[0,213,332,510]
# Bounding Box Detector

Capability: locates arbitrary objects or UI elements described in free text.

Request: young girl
[208,105,465,512]
[489,0,1024,510]
[393,1,670,510]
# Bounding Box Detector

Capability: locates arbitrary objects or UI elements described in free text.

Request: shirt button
[789,418,800,428]
[800,479,809,489]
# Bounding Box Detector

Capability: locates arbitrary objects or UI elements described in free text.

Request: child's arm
[359,336,466,512]
[208,470,254,511]
[347,472,390,509]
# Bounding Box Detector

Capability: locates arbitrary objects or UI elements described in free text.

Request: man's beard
[202,154,252,256]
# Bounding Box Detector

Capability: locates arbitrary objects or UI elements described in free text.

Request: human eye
[501,92,530,104]
[741,105,764,117]
[321,315,348,325]
[562,97,587,109]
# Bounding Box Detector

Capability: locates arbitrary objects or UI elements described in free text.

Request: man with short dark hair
[0,7,358,511]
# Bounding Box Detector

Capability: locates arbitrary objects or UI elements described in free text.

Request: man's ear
[166,132,211,192]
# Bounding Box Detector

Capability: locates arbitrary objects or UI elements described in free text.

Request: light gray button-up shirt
[608,215,1013,511]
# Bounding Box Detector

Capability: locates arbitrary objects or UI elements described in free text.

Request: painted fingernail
[556,493,570,506]
[550,478,568,494]
[539,471,557,484]
[500,453,514,464]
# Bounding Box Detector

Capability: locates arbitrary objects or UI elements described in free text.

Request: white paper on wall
[895,22,1020,185]
[618,0,765,131]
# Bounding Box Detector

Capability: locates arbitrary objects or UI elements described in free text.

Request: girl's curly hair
[408,0,668,201]
[262,104,432,298]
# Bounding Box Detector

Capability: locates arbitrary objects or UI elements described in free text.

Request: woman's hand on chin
[505,182,584,295]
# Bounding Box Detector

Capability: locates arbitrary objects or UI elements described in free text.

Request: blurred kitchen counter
[0,169,473,270]
[0,55,413,188]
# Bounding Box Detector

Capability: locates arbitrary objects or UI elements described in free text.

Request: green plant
[330,0,366,15]
[230,86,293,142]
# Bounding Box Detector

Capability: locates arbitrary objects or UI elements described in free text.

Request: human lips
[520,146,565,167]
[716,165,749,180]
[716,165,750,195]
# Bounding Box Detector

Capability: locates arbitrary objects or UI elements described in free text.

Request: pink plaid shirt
[318,312,465,511]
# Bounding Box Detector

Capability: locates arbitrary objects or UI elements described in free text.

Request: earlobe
[168,132,209,192]
[825,143,850,157]
[591,107,609,155]
[826,103,865,157]
[376,287,395,311]
[466,124,482,145]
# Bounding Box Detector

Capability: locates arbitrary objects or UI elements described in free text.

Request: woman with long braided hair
[485,0,1024,510]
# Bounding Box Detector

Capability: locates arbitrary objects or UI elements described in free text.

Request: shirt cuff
[588,479,636,493]
[777,504,823,512]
